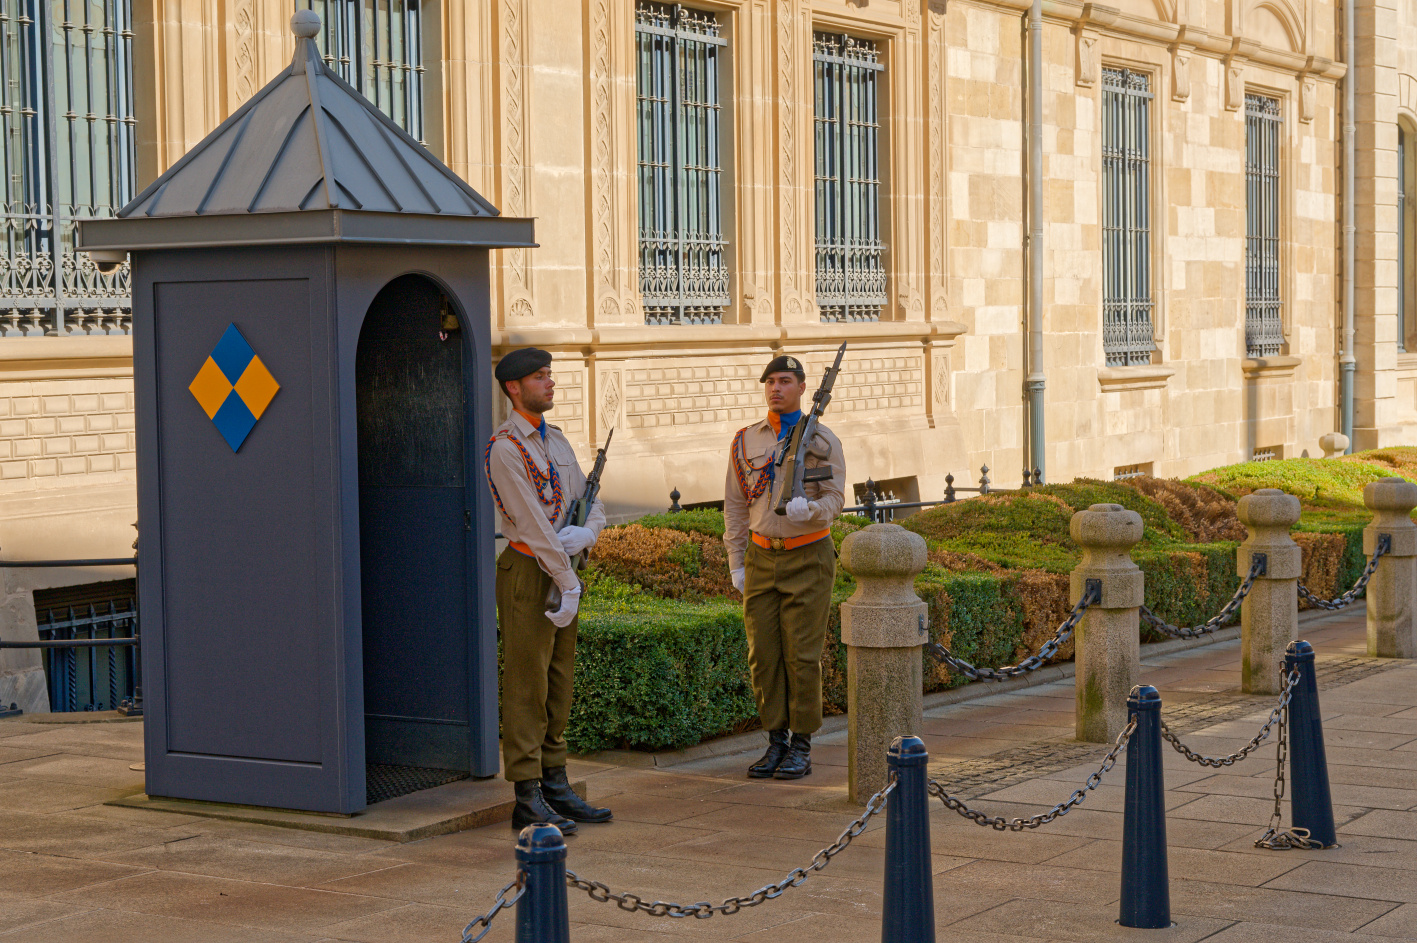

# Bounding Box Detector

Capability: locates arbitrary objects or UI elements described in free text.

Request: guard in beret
[486,347,612,831]
[723,353,846,780]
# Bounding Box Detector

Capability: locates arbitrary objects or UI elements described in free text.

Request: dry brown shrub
[1010,571,1073,662]
[1293,532,1348,606]
[927,549,1007,574]
[590,525,737,599]
[1117,477,1245,542]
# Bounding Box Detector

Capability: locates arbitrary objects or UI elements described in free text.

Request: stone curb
[576,603,1358,769]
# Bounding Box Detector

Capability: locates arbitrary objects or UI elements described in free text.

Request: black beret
[495,347,552,382]
[760,354,806,382]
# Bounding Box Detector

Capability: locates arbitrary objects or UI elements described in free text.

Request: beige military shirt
[487,409,606,594]
[723,414,846,572]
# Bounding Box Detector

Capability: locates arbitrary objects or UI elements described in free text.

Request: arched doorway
[356,274,475,778]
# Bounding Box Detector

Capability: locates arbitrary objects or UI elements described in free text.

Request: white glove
[785,496,816,524]
[731,568,745,594]
[545,587,581,628]
[557,525,595,557]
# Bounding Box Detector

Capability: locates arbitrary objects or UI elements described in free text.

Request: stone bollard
[1071,504,1144,743]
[1319,432,1349,459]
[1363,478,1417,658]
[1238,488,1301,694]
[839,522,928,805]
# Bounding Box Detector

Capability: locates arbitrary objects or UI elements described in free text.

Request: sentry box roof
[79,10,534,252]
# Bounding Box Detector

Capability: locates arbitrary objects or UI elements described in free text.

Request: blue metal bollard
[1285,640,1337,847]
[515,823,570,943]
[1119,685,1170,929]
[882,735,935,943]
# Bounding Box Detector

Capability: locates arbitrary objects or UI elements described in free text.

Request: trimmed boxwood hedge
[559,451,1414,753]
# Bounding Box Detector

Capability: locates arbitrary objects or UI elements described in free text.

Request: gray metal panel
[137,246,357,813]
[77,210,536,253]
[117,31,496,221]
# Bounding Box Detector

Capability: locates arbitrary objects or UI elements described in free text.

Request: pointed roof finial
[290,10,322,75]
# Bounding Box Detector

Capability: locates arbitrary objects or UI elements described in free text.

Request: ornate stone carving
[778,0,797,293]
[927,2,947,310]
[508,297,534,319]
[599,369,623,431]
[502,0,533,313]
[1171,46,1192,102]
[1300,77,1316,123]
[1225,58,1245,111]
[589,0,621,319]
[234,0,255,103]
[1076,31,1099,87]
[933,353,951,407]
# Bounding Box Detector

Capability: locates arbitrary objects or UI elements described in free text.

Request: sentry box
[77,12,533,814]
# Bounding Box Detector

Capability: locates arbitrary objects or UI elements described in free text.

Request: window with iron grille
[1245,94,1283,357]
[813,31,885,323]
[0,0,136,337]
[635,2,729,326]
[1102,68,1153,366]
[302,0,424,142]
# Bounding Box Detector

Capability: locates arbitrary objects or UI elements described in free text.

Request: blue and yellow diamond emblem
[189,324,280,452]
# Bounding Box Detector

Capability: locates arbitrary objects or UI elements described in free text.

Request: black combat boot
[541,766,613,823]
[747,728,791,778]
[512,779,578,834]
[773,732,812,780]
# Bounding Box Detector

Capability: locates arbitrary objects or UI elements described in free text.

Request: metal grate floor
[366,764,469,805]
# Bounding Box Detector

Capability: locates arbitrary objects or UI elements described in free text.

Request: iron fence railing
[0,553,140,715]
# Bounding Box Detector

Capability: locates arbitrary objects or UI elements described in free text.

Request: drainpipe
[1025,0,1046,480]
[1340,0,1355,452]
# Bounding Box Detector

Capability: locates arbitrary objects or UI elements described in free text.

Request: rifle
[771,342,847,516]
[546,428,613,609]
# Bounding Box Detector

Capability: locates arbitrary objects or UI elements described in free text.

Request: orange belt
[751,529,830,552]
[508,540,535,557]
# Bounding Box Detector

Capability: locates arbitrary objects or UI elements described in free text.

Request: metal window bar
[813,32,884,324]
[635,2,728,325]
[1101,68,1154,366]
[0,0,134,337]
[1245,94,1283,357]
[301,0,424,143]
[37,600,136,712]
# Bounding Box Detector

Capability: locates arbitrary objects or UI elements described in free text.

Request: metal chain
[928,581,1101,681]
[1139,555,1266,639]
[927,718,1136,830]
[565,778,895,919]
[1160,668,1299,767]
[1297,534,1390,611]
[462,872,527,943]
[1254,695,1318,850]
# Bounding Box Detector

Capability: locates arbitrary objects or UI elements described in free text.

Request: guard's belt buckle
[768,537,786,551]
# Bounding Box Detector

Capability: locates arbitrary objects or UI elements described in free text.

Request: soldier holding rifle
[724,346,847,780]
[486,347,613,831]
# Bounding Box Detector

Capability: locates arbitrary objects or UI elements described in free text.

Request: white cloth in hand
[731,567,745,594]
[545,587,581,628]
[784,496,816,524]
[557,525,595,557]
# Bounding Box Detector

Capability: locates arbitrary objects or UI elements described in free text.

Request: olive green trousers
[742,536,836,734]
[496,547,577,783]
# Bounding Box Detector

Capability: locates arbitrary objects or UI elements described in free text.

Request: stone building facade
[0,0,1411,706]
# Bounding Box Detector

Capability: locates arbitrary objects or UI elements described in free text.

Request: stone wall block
[839,523,929,804]
[1238,489,1302,693]
[1363,478,1417,658]
[1071,504,1144,743]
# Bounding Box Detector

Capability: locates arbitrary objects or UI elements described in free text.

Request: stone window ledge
[1242,355,1302,379]
[1097,364,1175,392]
[1396,351,1417,375]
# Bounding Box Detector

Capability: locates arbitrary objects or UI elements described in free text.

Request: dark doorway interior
[356,274,474,799]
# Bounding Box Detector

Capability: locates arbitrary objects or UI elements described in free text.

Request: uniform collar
[511,408,548,440]
[766,409,802,438]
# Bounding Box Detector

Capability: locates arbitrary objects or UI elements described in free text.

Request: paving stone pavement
[1,604,1415,942]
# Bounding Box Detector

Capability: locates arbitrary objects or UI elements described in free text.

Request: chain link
[927,718,1136,830]
[1254,696,1319,850]
[1298,534,1390,611]
[928,582,1100,681]
[1160,667,1299,767]
[1139,555,1266,639]
[462,872,527,943]
[565,778,895,919]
